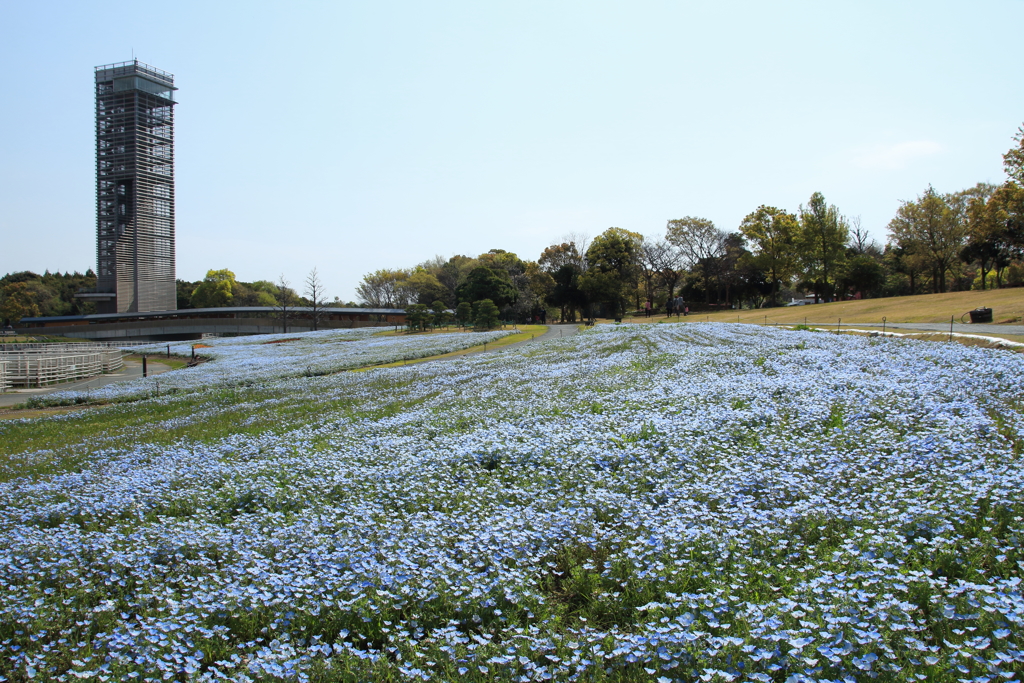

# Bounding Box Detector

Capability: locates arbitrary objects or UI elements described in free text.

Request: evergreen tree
[473,299,500,330]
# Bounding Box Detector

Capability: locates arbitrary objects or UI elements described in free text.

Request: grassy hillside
[657,288,1024,326]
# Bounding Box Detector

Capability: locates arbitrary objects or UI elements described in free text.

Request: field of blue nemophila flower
[27,327,514,407]
[1,322,1022,682]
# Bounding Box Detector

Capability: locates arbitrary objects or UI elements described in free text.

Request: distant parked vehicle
[786,300,806,306]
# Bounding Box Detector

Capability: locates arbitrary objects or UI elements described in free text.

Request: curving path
[0,358,174,409]
[1,327,589,411]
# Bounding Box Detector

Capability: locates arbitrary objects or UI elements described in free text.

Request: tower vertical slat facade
[94,60,177,313]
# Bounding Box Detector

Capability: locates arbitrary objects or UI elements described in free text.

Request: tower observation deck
[92,60,177,313]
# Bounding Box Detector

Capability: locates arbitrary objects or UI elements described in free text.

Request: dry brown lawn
[643,288,1024,326]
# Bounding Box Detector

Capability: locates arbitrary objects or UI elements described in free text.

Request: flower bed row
[30,328,513,406]
[0,323,1022,681]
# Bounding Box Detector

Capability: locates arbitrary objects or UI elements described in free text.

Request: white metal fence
[0,345,123,389]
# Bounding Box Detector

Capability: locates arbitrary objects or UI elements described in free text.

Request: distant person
[644,300,651,317]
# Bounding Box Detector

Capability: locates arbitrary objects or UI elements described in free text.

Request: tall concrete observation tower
[91,60,177,313]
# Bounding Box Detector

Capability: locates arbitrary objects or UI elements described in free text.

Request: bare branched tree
[642,239,686,300]
[666,217,727,268]
[304,267,327,331]
[666,217,728,303]
[355,269,412,308]
[275,274,298,333]
[638,240,667,303]
[848,216,876,255]
[560,232,591,270]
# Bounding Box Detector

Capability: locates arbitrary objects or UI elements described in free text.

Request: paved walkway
[0,358,174,408]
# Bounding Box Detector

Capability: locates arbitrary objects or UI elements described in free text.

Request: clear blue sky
[2,1,1021,302]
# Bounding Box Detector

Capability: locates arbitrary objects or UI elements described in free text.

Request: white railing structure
[0,345,123,388]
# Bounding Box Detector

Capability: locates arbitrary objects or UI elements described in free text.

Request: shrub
[455,301,473,328]
[405,304,430,332]
[474,299,500,330]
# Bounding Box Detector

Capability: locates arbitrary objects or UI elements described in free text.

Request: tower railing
[95,60,174,84]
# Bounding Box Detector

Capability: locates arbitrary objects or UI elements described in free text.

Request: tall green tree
[962,182,1024,288]
[454,301,473,328]
[0,282,41,323]
[840,254,886,298]
[666,217,727,303]
[191,269,237,308]
[0,271,94,317]
[887,187,968,294]
[435,256,477,307]
[356,269,412,308]
[579,228,641,318]
[473,299,501,330]
[538,242,584,273]
[404,303,431,331]
[797,192,849,302]
[547,264,586,322]
[236,280,279,307]
[739,205,799,304]
[456,267,517,308]
[176,279,198,309]
[405,268,447,305]
[431,300,451,328]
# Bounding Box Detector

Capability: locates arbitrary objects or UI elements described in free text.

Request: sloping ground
[693,287,1024,325]
[0,323,1022,681]
[23,327,514,407]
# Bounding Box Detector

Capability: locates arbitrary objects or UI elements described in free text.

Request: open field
[647,288,1024,326]
[1,323,1023,681]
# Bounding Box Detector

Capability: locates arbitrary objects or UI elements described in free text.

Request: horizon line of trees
[0,267,352,327]
[351,123,1024,322]
[5,125,1022,326]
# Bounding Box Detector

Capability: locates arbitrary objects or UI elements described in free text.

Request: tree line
[354,124,1024,322]
[0,268,344,327]
[0,270,98,325]
[4,126,1021,326]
